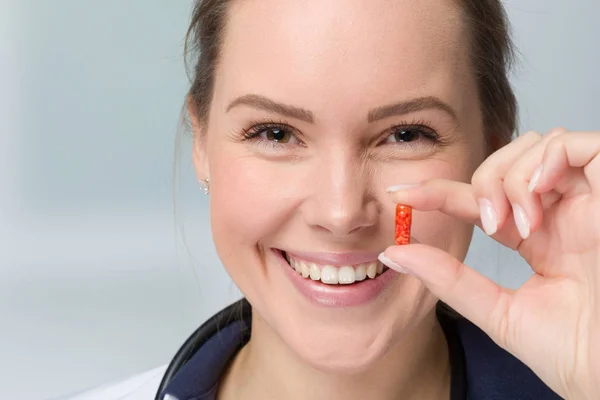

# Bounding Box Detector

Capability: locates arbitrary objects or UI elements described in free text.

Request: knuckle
[471,168,492,190]
[544,127,568,140]
[546,134,566,154]
[472,157,502,187]
[502,168,523,198]
[518,130,543,142]
[504,160,529,182]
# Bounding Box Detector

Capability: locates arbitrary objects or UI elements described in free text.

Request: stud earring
[199,178,210,195]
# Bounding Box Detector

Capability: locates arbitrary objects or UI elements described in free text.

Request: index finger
[387,179,480,225]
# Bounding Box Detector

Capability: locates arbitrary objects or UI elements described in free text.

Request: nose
[304,152,378,237]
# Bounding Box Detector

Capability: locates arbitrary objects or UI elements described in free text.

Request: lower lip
[274,250,399,308]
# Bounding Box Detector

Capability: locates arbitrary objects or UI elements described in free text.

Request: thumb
[379,244,513,344]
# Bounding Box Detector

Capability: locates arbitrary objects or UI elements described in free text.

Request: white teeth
[309,263,320,280]
[355,265,367,281]
[293,259,301,274]
[286,254,385,284]
[366,263,377,279]
[338,266,356,284]
[320,265,339,284]
[301,262,310,278]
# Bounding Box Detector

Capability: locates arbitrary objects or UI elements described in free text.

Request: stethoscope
[154,299,251,399]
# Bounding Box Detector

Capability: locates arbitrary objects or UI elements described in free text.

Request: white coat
[56,365,178,400]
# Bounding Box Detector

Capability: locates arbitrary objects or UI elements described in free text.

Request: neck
[219,309,451,400]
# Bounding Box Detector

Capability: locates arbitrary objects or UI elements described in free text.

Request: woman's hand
[383,129,600,399]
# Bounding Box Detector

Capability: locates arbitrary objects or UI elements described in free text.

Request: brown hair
[183,0,518,147]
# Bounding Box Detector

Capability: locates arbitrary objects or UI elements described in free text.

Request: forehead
[216,0,472,121]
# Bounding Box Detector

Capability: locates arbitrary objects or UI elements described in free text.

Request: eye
[243,123,302,147]
[384,125,440,146]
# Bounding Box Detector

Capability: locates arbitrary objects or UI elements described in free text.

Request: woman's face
[194,0,485,372]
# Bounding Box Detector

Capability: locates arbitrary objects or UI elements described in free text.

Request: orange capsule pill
[395,204,412,245]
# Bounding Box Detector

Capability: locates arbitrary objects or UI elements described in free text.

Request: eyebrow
[226,94,457,124]
[367,96,458,123]
[226,94,315,123]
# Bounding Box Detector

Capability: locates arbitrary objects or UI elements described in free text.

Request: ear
[188,97,209,181]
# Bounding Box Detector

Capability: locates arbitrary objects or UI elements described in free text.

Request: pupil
[269,128,287,142]
[396,129,416,142]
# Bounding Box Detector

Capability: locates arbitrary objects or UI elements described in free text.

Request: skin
[191,0,488,399]
[385,129,600,399]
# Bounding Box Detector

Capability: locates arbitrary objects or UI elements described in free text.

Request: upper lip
[280,250,382,266]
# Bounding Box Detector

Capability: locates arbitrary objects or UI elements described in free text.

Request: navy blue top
[160,301,562,400]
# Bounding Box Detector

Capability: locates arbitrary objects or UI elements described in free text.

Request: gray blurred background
[0,0,598,398]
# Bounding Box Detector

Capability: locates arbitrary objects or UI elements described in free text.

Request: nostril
[302,181,378,236]
[321,220,374,238]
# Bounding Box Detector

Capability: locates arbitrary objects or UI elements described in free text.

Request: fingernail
[512,204,530,239]
[378,253,412,275]
[478,198,498,236]
[386,183,421,193]
[528,165,543,193]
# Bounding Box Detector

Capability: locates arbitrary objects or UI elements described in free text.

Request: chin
[282,317,396,375]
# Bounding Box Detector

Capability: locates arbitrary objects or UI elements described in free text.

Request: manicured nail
[386,183,421,193]
[512,204,530,239]
[478,198,498,236]
[378,253,411,275]
[528,165,543,193]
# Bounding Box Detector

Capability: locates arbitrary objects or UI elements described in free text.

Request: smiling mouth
[280,251,389,285]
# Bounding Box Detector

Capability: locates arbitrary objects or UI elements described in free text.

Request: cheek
[210,159,273,244]
[207,150,302,258]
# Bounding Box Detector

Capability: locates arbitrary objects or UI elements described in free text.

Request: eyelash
[241,120,302,150]
[380,118,446,148]
[240,118,445,150]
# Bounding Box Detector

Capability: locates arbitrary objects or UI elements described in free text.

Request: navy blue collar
[161,300,560,400]
[161,317,249,400]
